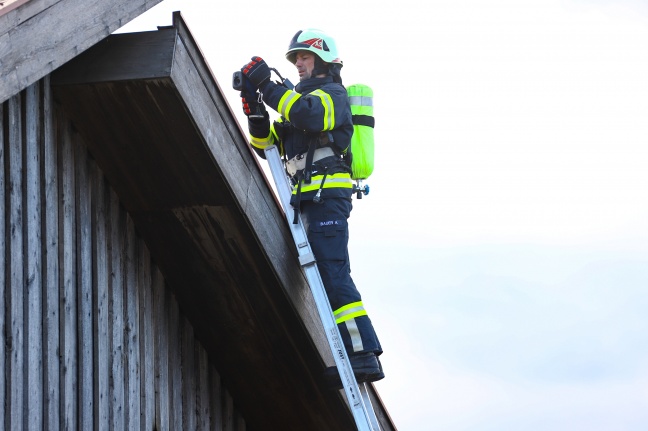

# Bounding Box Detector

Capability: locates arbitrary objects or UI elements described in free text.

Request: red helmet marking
[303,37,324,51]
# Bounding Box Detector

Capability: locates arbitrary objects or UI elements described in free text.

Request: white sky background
[118,1,648,429]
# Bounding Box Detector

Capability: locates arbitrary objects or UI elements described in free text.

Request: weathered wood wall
[1,77,246,431]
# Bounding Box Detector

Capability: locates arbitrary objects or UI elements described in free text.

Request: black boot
[323,352,385,390]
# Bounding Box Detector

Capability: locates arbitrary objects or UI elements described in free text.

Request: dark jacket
[247,76,354,203]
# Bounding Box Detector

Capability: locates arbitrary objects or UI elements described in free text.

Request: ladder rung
[298,252,316,266]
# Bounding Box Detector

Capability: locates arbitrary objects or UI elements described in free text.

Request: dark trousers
[300,197,382,356]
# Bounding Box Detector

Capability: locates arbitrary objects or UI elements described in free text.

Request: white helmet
[285,29,342,65]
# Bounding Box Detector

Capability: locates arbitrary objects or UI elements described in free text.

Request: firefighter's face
[294,51,315,81]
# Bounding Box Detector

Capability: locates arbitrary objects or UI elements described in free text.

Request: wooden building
[1,1,395,430]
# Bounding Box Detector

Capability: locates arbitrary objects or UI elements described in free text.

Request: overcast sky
[119,1,648,429]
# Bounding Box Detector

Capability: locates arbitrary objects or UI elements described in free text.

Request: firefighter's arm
[260,82,336,133]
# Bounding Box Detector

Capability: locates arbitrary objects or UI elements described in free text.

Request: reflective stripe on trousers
[334,301,368,352]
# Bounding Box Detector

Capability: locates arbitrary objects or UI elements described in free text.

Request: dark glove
[241,92,266,118]
[241,56,271,91]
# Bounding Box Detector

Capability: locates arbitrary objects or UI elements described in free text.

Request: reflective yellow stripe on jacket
[277,88,335,130]
[309,89,335,130]
[277,90,301,121]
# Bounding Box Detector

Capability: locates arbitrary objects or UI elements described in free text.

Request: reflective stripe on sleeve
[250,131,273,150]
[333,301,368,324]
[310,89,335,130]
[277,90,301,121]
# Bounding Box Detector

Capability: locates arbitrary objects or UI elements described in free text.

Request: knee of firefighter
[316,259,357,309]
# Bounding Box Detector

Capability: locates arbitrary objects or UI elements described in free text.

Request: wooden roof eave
[0,0,165,104]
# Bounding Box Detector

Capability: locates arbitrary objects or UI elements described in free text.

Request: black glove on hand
[241,92,266,118]
[241,56,271,91]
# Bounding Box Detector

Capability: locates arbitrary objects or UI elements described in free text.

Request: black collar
[295,76,334,94]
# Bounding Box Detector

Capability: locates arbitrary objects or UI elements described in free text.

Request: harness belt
[285,147,335,177]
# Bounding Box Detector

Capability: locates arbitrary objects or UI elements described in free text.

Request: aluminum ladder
[264,144,381,430]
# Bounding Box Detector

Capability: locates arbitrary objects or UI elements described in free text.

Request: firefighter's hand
[241,92,266,118]
[241,56,271,91]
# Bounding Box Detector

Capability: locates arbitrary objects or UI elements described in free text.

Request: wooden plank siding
[0,101,5,431]
[1,79,246,430]
[25,80,44,431]
[43,75,60,431]
[7,90,25,431]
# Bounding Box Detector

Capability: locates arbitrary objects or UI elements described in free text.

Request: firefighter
[239,29,384,387]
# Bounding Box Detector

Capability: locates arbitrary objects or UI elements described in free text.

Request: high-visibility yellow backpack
[347,84,375,181]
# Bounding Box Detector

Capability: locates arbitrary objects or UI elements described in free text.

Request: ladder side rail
[359,383,381,430]
[264,145,378,430]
